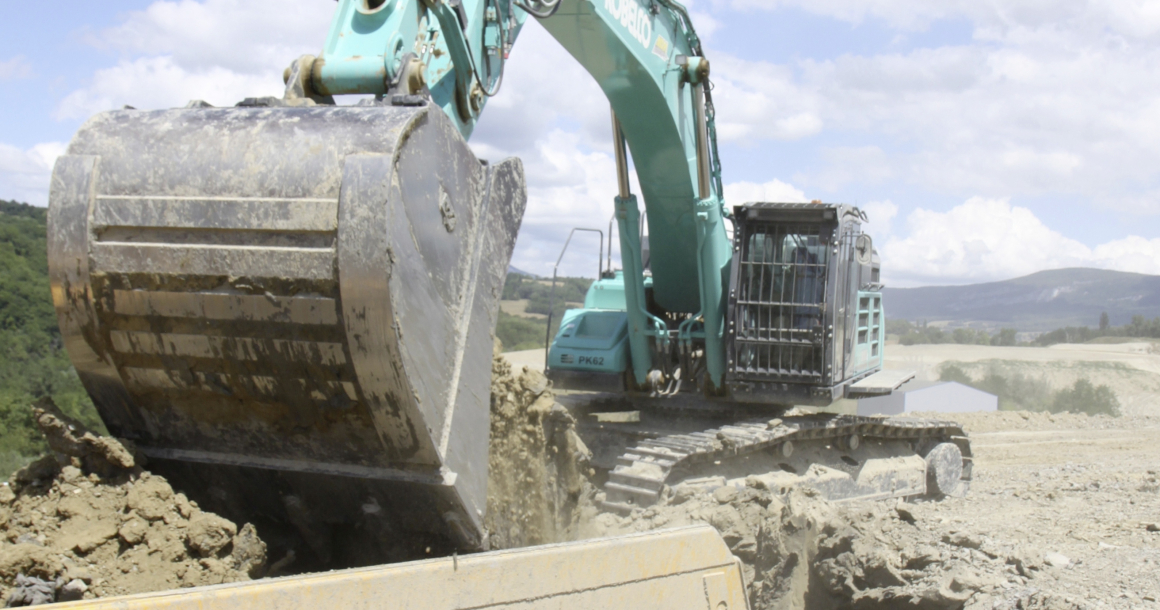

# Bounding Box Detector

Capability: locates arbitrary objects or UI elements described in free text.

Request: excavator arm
[307,0,734,388]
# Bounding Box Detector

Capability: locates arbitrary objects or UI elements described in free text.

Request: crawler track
[601,414,972,514]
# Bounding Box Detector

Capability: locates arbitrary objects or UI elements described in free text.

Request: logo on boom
[604,0,653,51]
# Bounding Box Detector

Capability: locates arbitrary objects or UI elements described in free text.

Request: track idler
[48,100,526,563]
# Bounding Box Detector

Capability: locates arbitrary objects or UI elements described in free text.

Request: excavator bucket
[47,101,526,565]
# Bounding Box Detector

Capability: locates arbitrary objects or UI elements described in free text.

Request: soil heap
[485,343,593,550]
[0,399,266,606]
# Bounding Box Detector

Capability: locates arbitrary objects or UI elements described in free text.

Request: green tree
[1051,378,1121,417]
[991,328,1018,346]
[937,363,973,385]
[0,201,102,478]
[1099,311,1110,331]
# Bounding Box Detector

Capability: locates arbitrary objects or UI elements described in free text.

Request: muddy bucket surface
[48,101,526,560]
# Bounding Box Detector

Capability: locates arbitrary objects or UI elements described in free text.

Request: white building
[856,380,997,416]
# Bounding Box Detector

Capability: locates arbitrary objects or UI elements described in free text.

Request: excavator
[46,0,970,601]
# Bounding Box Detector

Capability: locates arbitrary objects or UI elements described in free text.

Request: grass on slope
[0,200,103,479]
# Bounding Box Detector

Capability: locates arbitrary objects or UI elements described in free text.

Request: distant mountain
[882,268,1160,331]
[508,265,537,278]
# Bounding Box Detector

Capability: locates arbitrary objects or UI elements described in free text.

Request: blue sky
[2,0,1159,286]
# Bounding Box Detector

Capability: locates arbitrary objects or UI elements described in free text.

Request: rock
[0,484,15,506]
[60,465,85,484]
[58,519,119,554]
[64,566,92,584]
[903,545,943,570]
[12,534,41,547]
[13,455,61,486]
[861,551,908,588]
[713,486,740,505]
[186,513,238,557]
[56,495,92,519]
[230,523,268,578]
[0,544,64,581]
[730,535,758,561]
[895,501,917,524]
[5,574,58,606]
[175,494,195,520]
[1043,552,1070,568]
[1145,523,1159,532]
[518,368,549,397]
[1007,548,1041,576]
[943,531,984,550]
[126,477,175,521]
[669,484,698,505]
[58,578,88,602]
[706,505,742,535]
[118,518,148,546]
[31,397,135,473]
[949,568,995,593]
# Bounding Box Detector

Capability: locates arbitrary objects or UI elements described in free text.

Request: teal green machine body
[317,0,884,403]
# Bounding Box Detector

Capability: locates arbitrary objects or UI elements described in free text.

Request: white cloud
[58,0,330,118]
[879,197,1160,286]
[56,56,276,120]
[703,2,1160,213]
[721,0,1160,34]
[0,56,32,81]
[500,129,628,278]
[711,55,823,142]
[723,178,808,203]
[1091,236,1160,276]
[861,199,898,238]
[91,0,333,75]
[472,21,611,157]
[0,142,67,206]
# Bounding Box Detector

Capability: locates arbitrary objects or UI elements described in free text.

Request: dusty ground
[917,410,1160,608]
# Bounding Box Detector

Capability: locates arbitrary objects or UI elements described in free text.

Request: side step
[845,369,917,398]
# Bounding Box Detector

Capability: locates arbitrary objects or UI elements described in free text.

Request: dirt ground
[2,346,1156,608]
[918,410,1160,607]
[500,346,1160,609]
[572,410,1160,609]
